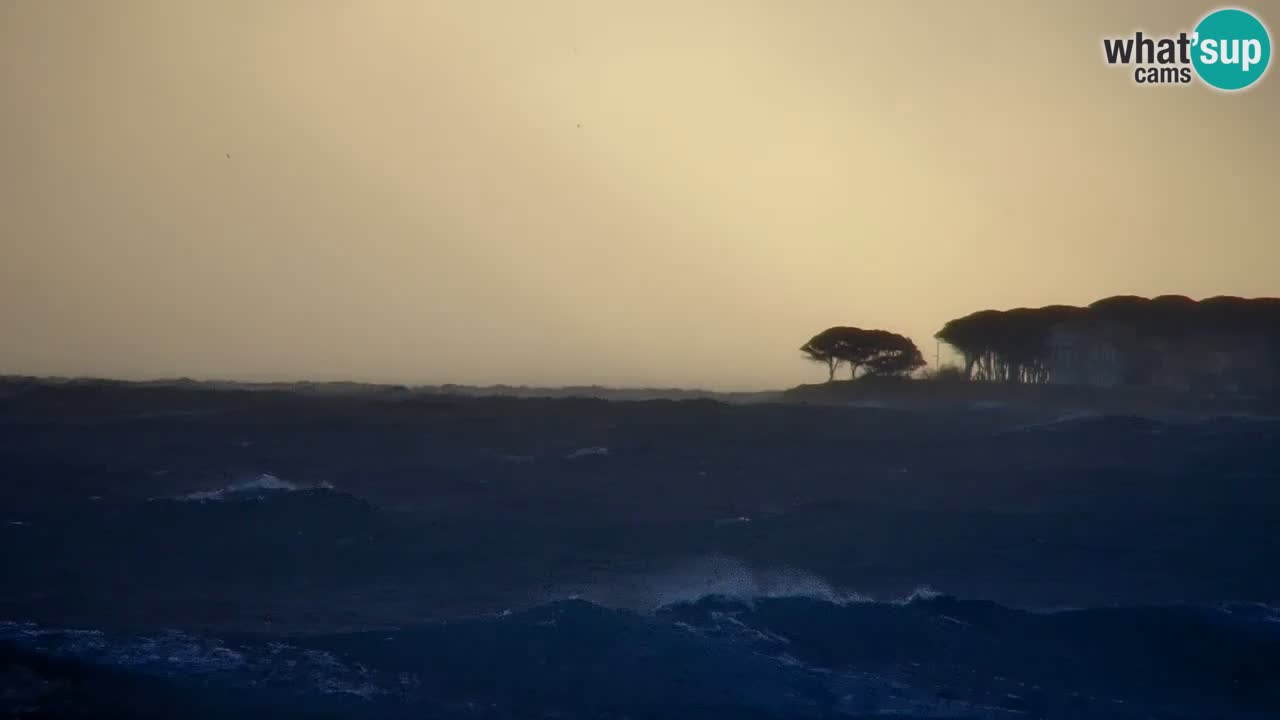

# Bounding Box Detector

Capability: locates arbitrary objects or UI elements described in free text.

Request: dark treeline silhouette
[801,327,926,381]
[935,295,1280,391]
[934,305,1084,383]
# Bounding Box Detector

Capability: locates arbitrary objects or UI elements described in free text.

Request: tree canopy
[935,295,1280,387]
[801,327,926,381]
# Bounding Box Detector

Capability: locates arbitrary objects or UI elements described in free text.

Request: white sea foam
[174,474,332,502]
[109,630,247,673]
[1000,412,1102,434]
[580,557,873,610]
[0,622,401,700]
[895,585,945,604]
[564,446,610,460]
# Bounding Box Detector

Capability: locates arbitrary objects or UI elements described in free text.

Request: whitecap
[895,585,945,604]
[173,473,332,502]
[633,557,873,609]
[564,446,609,460]
[999,411,1101,434]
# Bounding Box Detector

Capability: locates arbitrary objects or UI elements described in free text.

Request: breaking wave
[4,593,1279,719]
[565,557,875,609]
[172,473,334,502]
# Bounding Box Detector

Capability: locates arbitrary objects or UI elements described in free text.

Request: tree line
[934,295,1280,384]
[802,295,1280,386]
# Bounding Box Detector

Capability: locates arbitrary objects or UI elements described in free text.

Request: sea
[2,379,1278,718]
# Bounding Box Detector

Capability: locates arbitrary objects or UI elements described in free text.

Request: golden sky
[2,1,1277,389]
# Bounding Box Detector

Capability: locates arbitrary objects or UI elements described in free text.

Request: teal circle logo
[1192,8,1271,90]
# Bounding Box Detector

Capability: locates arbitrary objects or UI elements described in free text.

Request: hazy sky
[2,1,1277,389]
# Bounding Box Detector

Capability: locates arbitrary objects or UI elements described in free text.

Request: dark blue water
[5,591,1279,718]
[3,381,1279,718]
